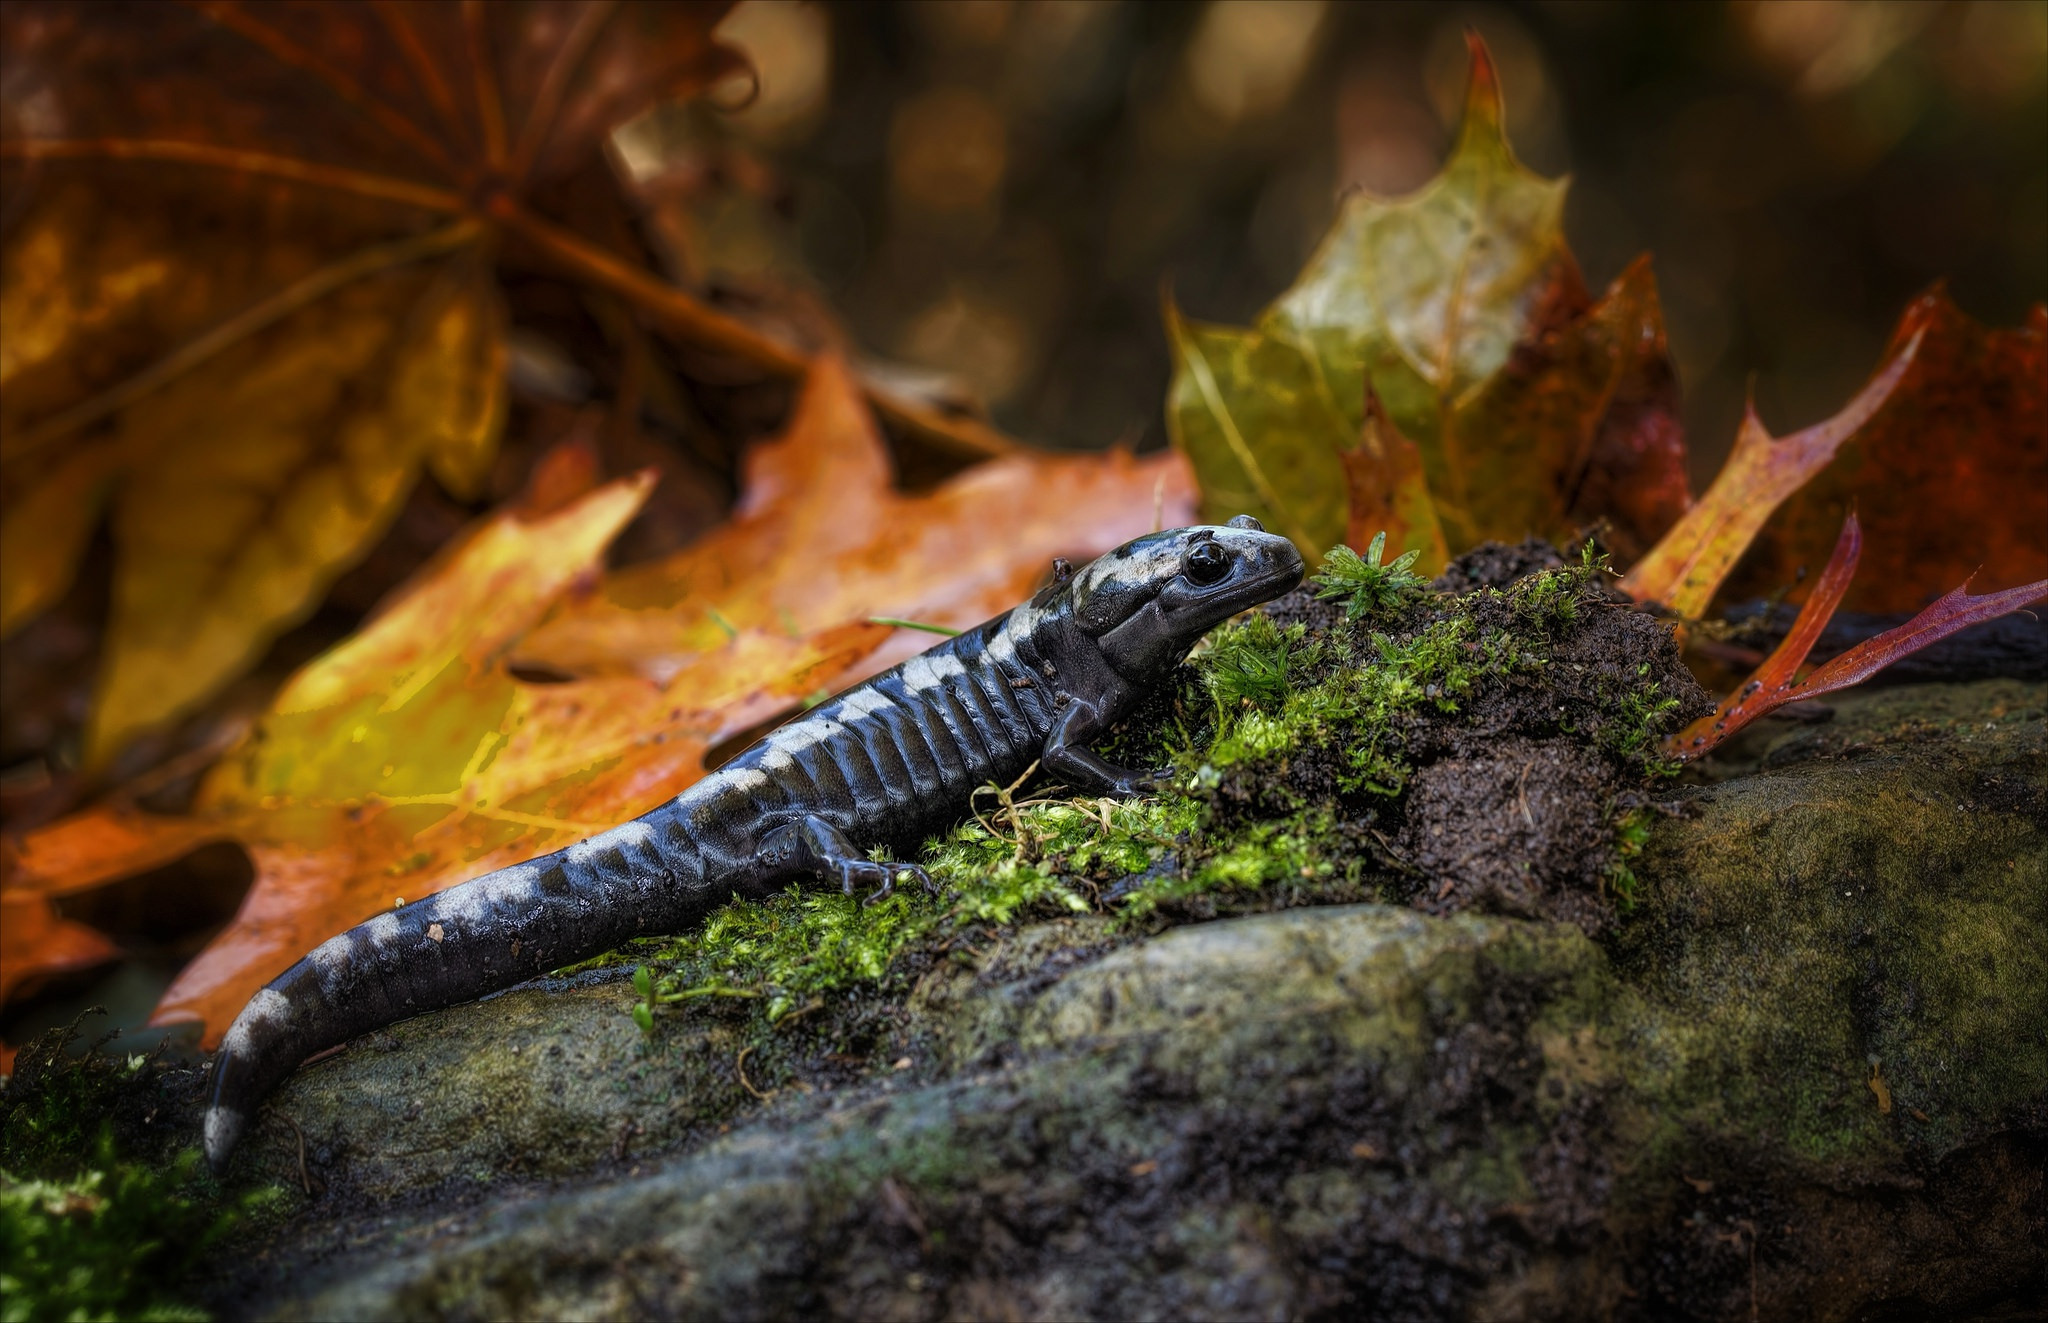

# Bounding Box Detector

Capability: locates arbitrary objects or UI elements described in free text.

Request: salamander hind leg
[754,815,936,905]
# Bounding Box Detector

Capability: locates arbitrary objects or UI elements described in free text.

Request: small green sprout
[631,965,656,1034]
[1311,532,1428,622]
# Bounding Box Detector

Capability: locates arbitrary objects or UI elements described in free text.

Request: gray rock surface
[222,680,2047,1321]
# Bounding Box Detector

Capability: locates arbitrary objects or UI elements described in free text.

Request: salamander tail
[204,814,701,1172]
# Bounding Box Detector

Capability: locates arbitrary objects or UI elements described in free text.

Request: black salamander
[203,517,1303,1170]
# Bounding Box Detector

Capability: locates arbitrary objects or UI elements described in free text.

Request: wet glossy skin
[203,518,1304,1170]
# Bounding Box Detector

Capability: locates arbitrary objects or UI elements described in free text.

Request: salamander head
[1073,515,1304,681]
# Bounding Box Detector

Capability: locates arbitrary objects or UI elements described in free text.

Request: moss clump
[1197,544,1693,793]
[1,1016,279,1323]
[1603,806,1655,909]
[2,1144,225,1323]
[628,793,1205,1028]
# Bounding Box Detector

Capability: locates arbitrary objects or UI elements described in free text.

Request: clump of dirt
[1188,541,1711,931]
[1429,536,1569,593]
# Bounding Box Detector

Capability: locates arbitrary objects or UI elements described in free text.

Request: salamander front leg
[1040,698,1163,798]
[754,815,935,905]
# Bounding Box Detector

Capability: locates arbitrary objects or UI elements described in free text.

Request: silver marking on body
[1003,599,1049,640]
[565,819,655,871]
[1075,541,1179,598]
[837,687,896,722]
[308,933,354,975]
[900,651,967,693]
[220,987,292,1058]
[723,767,771,792]
[437,867,524,927]
[984,626,1021,670]
[764,715,842,756]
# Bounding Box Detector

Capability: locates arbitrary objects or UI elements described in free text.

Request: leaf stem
[2,221,481,464]
[193,0,456,175]
[462,0,510,168]
[370,0,473,151]
[485,197,1016,461]
[0,139,463,212]
[509,0,617,186]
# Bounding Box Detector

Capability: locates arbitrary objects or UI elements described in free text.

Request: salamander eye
[1184,541,1231,585]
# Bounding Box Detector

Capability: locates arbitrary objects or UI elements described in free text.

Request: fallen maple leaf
[1722,289,2048,614]
[1165,34,1691,571]
[516,356,1198,686]
[0,0,747,765]
[0,357,1190,1046]
[1670,514,2048,758]
[0,892,117,1011]
[1616,336,1918,620]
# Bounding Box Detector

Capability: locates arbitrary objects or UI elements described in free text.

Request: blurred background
[635,0,2046,490]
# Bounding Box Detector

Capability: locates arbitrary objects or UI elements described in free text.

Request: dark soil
[1428,536,1570,593]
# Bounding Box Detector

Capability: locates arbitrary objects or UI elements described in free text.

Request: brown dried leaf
[1725,290,2048,612]
[1617,337,1917,619]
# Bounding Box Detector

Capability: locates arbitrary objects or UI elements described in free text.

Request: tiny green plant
[1311,532,1428,622]
[0,1019,285,1323]
[631,965,656,1034]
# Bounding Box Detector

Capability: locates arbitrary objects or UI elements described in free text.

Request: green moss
[629,793,1205,1027]
[1,1021,281,1323]
[1116,806,1362,922]
[0,1142,263,1323]
[1199,613,1318,713]
[1603,807,1653,910]
[1191,592,1521,793]
[1603,674,1684,776]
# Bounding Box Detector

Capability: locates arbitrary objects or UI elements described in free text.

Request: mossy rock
[206,678,2043,1321]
